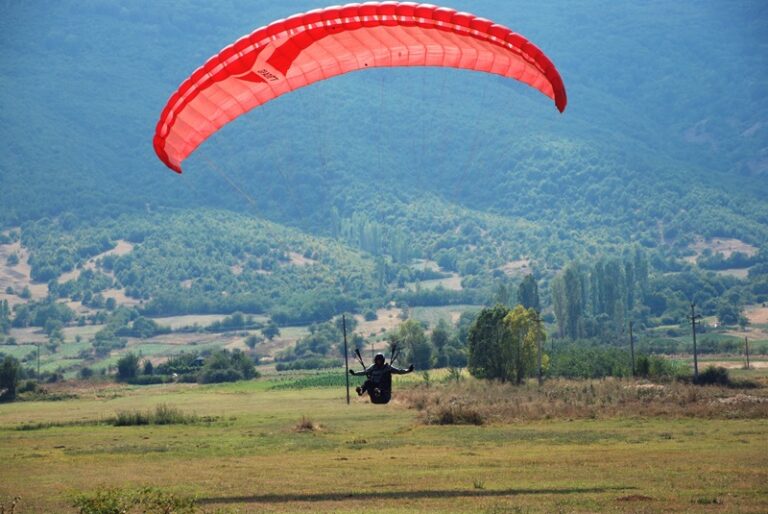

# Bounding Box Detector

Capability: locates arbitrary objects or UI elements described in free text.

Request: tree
[131,316,160,338]
[198,350,257,383]
[551,265,585,340]
[502,305,543,384]
[395,319,432,369]
[0,356,20,402]
[262,321,280,341]
[245,334,264,349]
[116,352,139,381]
[716,300,742,326]
[143,360,154,376]
[517,274,540,312]
[334,314,357,333]
[468,305,542,384]
[430,318,451,368]
[0,300,10,334]
[468,305,510,381]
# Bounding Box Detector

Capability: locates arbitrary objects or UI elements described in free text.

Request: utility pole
[688,303,702,381]
[342,315,350,405]
[744,337,750,370]
[36,342,41,380]
[629,320,635,377]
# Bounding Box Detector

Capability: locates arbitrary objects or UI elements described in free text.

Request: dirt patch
[499,259,532,277]
[288,252,316,267]
[715,268,750,279]
[685,237,758,264]
[0,241,48,306]
[746,306,768,325]
[101,288,142,307]
[698,360,768,370]
[411,259,440,272]
[355,308,402,338]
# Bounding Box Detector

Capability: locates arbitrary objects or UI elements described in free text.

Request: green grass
[1,378,766,513]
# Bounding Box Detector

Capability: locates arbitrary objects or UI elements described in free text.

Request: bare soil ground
[698,360,768,369]
[288,251,316,266]
[746,305,768,325]
[715,268,750,279]
[685,236,759,264]
[499,258,533,277]
[0,241,48,306]
[354,307,402,338]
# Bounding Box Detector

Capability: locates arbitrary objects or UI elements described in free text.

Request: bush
[18,380,38,393]
[198,368,243,384]
[696,366,730,386]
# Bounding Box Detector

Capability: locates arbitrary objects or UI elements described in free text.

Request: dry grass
[293,416,320,432]
[400,378,768,424]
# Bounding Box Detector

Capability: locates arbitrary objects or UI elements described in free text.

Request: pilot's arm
[390,364,415,375]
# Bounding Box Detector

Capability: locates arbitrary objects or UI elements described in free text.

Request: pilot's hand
[408,364,414,372]
[348,369,355,375]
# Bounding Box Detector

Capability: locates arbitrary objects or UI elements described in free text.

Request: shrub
[113,404,196,426]
[426,402,484,425]
[198,368,242,384]
[696,366,730,386]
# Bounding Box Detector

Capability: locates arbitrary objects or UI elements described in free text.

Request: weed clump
[294,416,319,432]
[426,401,484,425]
[71,487,196,514]
[113,404,197,426]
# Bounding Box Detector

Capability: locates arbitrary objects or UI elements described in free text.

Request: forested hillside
[1,0,767,326]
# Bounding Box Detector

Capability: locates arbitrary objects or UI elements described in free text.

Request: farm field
[1,376,767,513]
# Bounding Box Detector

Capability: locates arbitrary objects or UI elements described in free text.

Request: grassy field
[1,374,767,513]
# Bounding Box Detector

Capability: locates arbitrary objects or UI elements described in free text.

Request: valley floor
[1,380,767,513]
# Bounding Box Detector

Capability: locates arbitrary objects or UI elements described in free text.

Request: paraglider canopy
[154,2,567,173]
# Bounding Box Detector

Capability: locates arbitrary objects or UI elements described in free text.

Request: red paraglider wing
[154,2,567,173]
